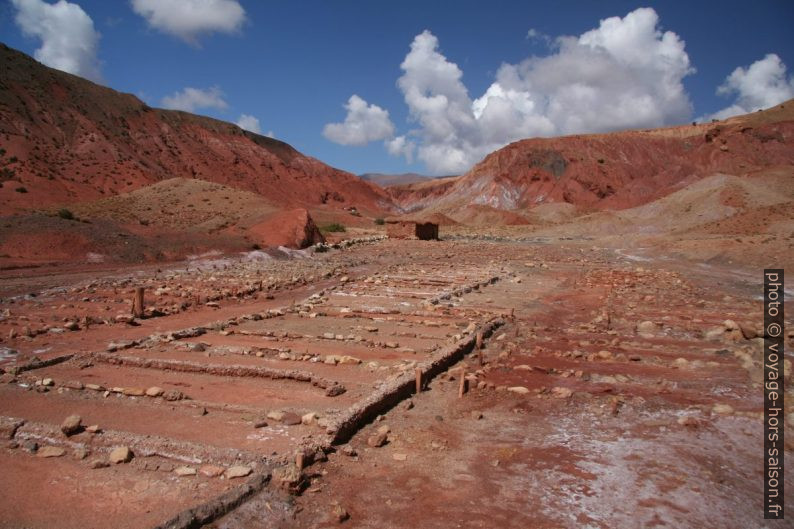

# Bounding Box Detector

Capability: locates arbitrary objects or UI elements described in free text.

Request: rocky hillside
[0,43,393,216]
[394,101,794,221]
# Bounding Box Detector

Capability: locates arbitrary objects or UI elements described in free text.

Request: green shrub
[321,223,346,233]
[374,217,385,225]
[57,208,74,220]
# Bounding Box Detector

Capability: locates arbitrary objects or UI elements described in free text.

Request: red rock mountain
[0,43,393,216]
[390,101,794,220]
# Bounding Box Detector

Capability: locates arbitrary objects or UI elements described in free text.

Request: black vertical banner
[764,269,784,519]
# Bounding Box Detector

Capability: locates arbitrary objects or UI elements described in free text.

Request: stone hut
[385,219,439,240]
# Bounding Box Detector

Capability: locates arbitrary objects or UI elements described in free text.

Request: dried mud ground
[1,236,792,529]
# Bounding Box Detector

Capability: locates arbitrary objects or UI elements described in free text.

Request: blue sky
[1,1,793,176]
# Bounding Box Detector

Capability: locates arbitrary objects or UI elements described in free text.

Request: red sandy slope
[0,43,393,216]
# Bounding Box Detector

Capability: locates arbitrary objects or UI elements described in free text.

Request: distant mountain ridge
[360,172,433,187]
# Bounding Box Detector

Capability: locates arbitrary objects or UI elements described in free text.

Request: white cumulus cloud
[383,7,695,175]
[236,114,261,134]
[704,54,794,121]
[161,86,228,113]
[131,0,246,44]
[385,135,416,163]
[11,0,102,82]
[323,95,395,146]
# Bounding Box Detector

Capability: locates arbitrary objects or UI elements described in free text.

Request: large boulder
[247,208,325,249]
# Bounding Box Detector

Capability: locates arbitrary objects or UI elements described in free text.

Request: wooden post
[458,369,466,398]
[415,368,422,393]
[475,331,483,350]
[132,287,145,318]
[296,451,305,471]
[478,347,484,366]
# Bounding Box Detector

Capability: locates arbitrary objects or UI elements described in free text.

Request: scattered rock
[0,417,24,440]
[37,446,66,458]
[367,432,388,448]
[226,465,253,479]
[325,385,346,397]
[596,350,613,360]
[677,415,702,428]
[145,386,164,397]
[199,465,225,478]
[723,319,739,331]
[331,503,350,523]
[551,387,573,399]
[281,412,302,425]
[109,446,133,464]
[339,355,361,365]
[267,410,285,422]
[60,414,82,436]
[174,466,197,477]
[392,453,407,461]
[704,327,726,341]
[712,404,734,415]
[636,321,656,336]
[507,386,530,395]
[162,389,184,401]
[739,324,758,340]
[273,464,303,493]
[301,412,317,425]
[89,459,109,469]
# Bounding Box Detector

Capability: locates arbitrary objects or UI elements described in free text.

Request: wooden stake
[415,368,422,393]
[132,287,145,318]
[296,452,305,471]
[458,369,466,398]
[475,331,483,350]
[478,347,484,366]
